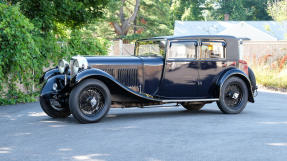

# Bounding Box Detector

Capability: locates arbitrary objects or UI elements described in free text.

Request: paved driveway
[0,91,287,161]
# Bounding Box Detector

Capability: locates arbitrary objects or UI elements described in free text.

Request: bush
[65,29,110,57]
[0,3,41,105]
[0,3,110,105]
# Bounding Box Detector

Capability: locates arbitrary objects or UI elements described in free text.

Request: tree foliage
[0,3,110,105]
[171,0,204,21]
[110,0,140,37]
[267,0,287,21]
[135,0,173,38]
[9,0,109,31]
[0,3,41,104]
[95,0,273,41]
[208,0,272,20]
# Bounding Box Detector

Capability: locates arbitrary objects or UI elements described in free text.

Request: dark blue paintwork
[72,68,161,103]
[140,57,164,95]
[197,60,228,98]
[40,35,255,104]
[40,74,70,99]
[39,68,60,84]
[158,59,199,98]
[85,56,142,66]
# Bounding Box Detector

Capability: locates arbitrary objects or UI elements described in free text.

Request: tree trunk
[112,0,140,38]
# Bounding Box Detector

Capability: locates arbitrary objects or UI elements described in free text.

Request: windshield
[135,40,166,57]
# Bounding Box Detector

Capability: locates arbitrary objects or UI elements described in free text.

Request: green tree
[0,3,41,104]
[9,0,109,32]
[267,0,287,21]
[243,0,272,20]
[208,0,272,20]
[171,0,204,21]
[135,0,173,38]
[94,0,173,40]
[102,0,140,38]
[0,2,110,105]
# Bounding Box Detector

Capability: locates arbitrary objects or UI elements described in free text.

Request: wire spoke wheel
[79,87,105,116]
[69,79,111,123]
[217,77,248,114]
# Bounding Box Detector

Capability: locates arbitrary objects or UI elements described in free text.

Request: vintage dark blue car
[40,35,257,123]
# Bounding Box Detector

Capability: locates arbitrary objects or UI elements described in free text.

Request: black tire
[181,103,205,111]
[217,77,248,114]
[248,67,257,93]
[69,79,111,123]
[40,96,71,118]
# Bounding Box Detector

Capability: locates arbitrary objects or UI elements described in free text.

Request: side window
[169,41,197,59]
[200,41,226,59]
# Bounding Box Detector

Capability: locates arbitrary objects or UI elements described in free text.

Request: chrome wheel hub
[232,92,239,99]
[90,97,98,108]
[224,83,243,108]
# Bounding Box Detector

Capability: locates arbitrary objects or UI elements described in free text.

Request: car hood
[85,56,142,67]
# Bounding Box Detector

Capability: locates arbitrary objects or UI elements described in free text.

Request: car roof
[137,35,239,60]
[139,35,238,41]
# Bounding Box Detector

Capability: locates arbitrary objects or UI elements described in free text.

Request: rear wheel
[69,79,111,123]
[181,103,205,111]
[217,77,248,114]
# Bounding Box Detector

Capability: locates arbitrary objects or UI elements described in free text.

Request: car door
[197,40,227,98]
[135,40,166,96]
[157,40,200,99]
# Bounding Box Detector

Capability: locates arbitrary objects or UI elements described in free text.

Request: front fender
[40,68,60,84]
[72,68,115,86]
[71,68,160,103]
[40,74,70,97]
[216,68,254,103]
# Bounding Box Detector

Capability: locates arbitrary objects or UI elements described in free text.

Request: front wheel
[69,79,111,123]
[217,77,248,114]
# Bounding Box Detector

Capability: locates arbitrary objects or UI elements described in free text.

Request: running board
[162,98,219,103]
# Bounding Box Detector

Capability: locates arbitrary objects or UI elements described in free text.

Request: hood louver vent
[103,68,115,77]
[117,68,139,87]
[100,67,140,88]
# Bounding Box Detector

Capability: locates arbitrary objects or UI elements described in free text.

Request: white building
[174,21,287,41]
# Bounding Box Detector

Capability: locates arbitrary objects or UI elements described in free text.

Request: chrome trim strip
[162,98,219,103]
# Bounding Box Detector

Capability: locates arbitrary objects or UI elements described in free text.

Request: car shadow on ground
[40,106,222,124]
[102,108,221,123]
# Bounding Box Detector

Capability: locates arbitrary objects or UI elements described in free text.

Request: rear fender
[216,68,254,103]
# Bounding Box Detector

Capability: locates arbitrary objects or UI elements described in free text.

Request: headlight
[71,56,88,76]
[58,59,69,74]
[72,60,80,75]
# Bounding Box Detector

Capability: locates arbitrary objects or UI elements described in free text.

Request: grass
[252,65,287,90]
